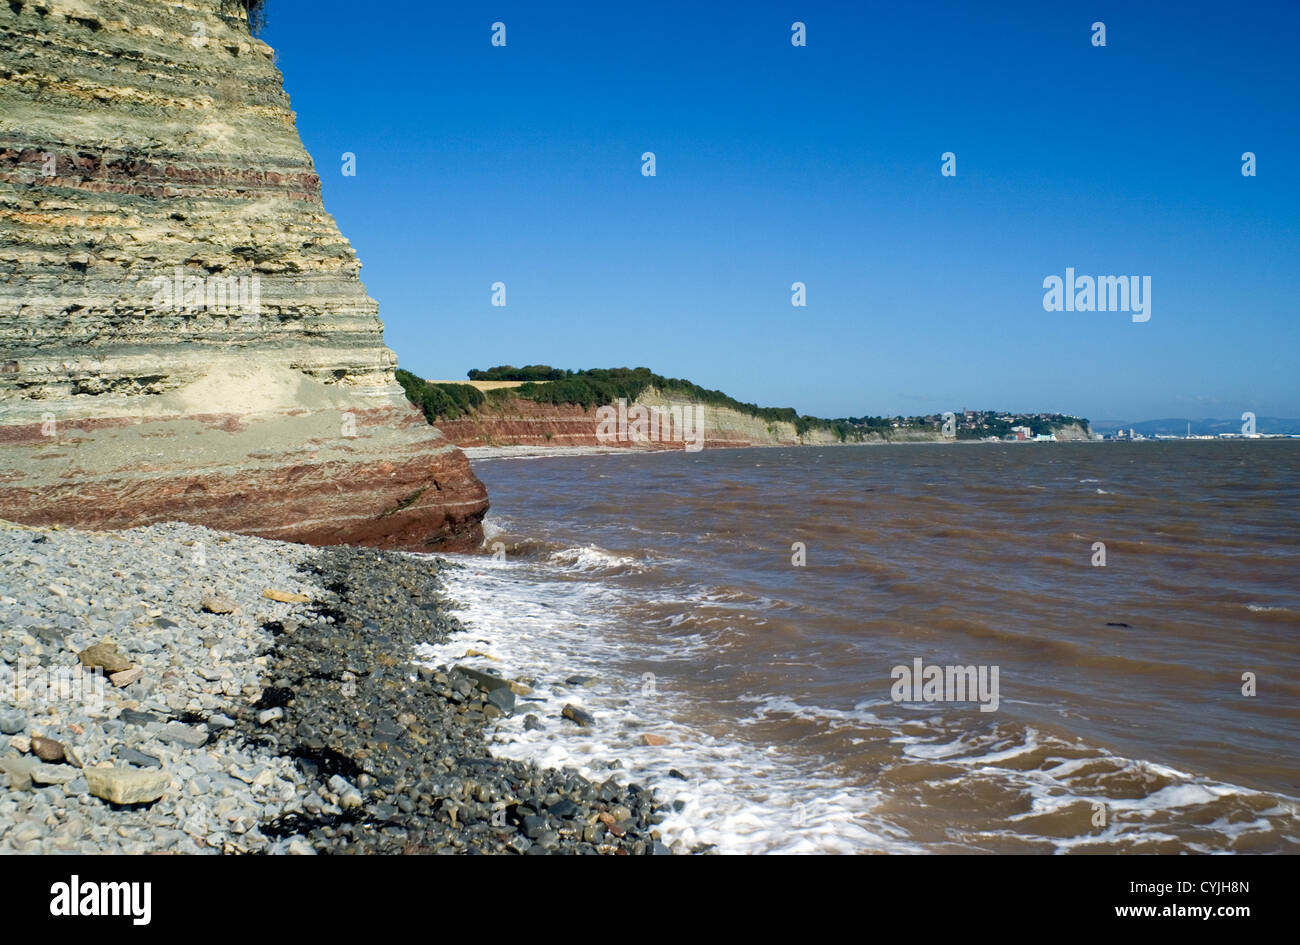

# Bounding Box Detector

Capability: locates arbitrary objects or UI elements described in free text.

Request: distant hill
[1092,417,1300,436]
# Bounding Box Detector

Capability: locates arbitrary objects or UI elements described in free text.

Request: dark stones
[486,687,515,716]
[453,665,511,694]
[548,798,579,819]
[241,544,666,855]
[116,746,162,769]
[253,687,294,710]
[118,709,159,727]
[561,704,595,727]
[522,813,547,837]
[374,718,404,744]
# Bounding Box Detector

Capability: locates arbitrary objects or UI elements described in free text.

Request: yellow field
[424,379,551,391]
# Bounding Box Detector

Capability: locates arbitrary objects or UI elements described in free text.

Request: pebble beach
[0,519,669,855]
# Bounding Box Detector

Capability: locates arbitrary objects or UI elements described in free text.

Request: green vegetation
[395,369,485,421]
[467,365,567,382]
[837,416,895,437]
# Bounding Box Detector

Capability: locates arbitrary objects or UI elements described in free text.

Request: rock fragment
[78,641,131,674]
[158,722,209,749]
[85,766,170,805]
[263,588,311,603]
[200,595,238,615]
[30,735,65,763]
[110,667,143,687]
[561,704,595,727]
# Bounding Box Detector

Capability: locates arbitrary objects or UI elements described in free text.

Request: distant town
[834,410,1090,441]
[1106,427,1300,442]
[1091,416,1300,441]
[837,411,1300,442]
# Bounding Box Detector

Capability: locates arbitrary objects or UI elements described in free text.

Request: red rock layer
[435,397,798,449]
[0,399,488,552]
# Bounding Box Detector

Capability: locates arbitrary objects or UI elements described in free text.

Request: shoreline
[0,520,669,855]
[462,438,1111,461]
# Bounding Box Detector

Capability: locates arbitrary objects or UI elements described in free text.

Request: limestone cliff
[0,0,487,549]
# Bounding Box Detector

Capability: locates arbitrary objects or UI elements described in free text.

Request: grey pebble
[0,708,25,735]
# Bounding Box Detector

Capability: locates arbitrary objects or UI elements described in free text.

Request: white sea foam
[547,545,642,573]
[737,693,891,729]
[734,696,1298,853]
[413,549,913,854]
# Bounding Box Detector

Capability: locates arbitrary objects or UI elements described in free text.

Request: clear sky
[263,1,1299,422]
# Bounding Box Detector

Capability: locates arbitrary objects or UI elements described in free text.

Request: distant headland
[397,366,1095,450]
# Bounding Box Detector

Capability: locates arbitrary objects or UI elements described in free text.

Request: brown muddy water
[428,441,1299,853]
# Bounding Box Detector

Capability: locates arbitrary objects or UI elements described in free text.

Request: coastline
[0,520,669,855]
[463,444,634,461]
[462,438,1108,462]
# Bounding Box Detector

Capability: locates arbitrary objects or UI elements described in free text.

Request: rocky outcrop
[1053,423,1095,442]
[0,0,487,550]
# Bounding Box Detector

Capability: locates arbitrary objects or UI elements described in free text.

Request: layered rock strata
[436,388,848,450]
[0,0,486,550]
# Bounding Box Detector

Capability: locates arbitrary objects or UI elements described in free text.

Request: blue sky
[264,1,1298,421]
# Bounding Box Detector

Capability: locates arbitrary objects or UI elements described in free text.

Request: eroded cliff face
[435,387,847,450]
[431,388,1093,450]
[1053,423,1094,442]
[0,0,487,550]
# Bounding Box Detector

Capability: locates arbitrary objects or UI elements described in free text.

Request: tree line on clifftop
[396,367,1087,442]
